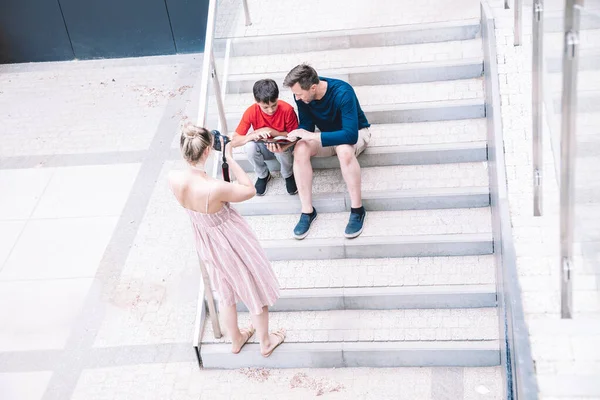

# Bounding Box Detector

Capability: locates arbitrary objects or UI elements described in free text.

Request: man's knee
[336,145,356,166]
[293,140,313,161]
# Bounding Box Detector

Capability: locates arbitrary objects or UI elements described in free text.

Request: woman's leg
[250,306,285,356]
[221,303,252,353]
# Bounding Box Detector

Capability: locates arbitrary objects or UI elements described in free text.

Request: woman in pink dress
[168,122,285,357]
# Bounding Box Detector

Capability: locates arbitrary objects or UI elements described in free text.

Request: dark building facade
[0,0,209,63]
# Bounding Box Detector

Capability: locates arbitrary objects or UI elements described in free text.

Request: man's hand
[288,129,320,142]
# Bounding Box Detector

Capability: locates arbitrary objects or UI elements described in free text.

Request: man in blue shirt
[272,64,371,240]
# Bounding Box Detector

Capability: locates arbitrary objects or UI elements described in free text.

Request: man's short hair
[253,79,279,104]
[283,64,320,90]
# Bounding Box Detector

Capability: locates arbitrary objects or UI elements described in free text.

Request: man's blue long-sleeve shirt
[294,77,370,147]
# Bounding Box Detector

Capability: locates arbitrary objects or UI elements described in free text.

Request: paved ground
[0,1,505,399]
[1,0,597,398]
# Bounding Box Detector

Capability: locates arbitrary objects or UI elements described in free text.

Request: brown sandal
[262,329,286,358]
[232,326,255,354]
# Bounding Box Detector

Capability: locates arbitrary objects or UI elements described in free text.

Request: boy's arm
[231,108,260,147]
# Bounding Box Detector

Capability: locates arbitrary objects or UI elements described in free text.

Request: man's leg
[336,145,362,208]
[293,139,319,213]
[291,139,321,239]
[337,128,370,238]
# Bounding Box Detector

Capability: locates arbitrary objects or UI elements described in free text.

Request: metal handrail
[532,0,544,216]
[194,0,223,344]
[515,0,523,45]
[559,0,583,319]
[242,0,252,26]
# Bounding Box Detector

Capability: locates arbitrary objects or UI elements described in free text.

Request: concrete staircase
[201,19,501,371]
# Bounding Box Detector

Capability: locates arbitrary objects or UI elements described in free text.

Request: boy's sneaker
[285,174,298,195]
[294,208,317,240]
[255,172,272,196]
[345,208,366,239]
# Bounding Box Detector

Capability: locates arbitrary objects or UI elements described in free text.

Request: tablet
[261,137,298,145]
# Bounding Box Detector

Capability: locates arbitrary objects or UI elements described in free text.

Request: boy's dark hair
[253,79,279,104]
[283,64,320,90]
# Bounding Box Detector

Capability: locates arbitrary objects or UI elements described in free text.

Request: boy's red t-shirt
[235,100,299,135]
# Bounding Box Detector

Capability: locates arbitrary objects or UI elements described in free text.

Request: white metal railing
[527,0,585,318]
[242,0,252,26]
[558,0,583,319]
[515,0,523,45]
[195,0,223,344]
[532,0,544,216]
[193,0,252,350]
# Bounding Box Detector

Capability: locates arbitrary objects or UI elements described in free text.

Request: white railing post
[532,0,544,216]
[559,0,582,319]
[242,0,252,26]
[514,0,523,45]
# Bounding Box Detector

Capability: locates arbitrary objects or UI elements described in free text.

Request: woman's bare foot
[260,329,286,357]
[231,326,255,354]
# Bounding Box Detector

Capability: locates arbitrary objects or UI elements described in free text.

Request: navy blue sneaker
[345,209,366,239]
[294,208,317,240]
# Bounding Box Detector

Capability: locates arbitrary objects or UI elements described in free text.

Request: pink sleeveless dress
[186,183,280,315]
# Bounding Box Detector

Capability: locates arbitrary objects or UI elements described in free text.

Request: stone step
[215,98,486,131]
[232,284,497,312]
[249,207,491,241]
[202,340,500,369]
[219,20,481,57]
[235,187,490,215]
[232,142,488,173]
[262,233,492,261]
[247,208,493,260]
[248,162,490,193]
[229,120,486,151]
[226,59,483,93]
[224,79,485,112]
[200,308,500,369]
[272,255,496,289]
[233,162,489,214]
[364,119,487,147]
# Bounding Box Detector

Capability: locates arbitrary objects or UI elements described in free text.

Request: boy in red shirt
[231,79,298,196]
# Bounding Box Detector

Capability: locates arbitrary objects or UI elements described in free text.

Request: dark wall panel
[165,0,210,53]
[0,0,73,63]
[57,0,176,59]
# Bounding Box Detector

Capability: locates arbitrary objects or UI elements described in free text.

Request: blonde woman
[168,122,285,357]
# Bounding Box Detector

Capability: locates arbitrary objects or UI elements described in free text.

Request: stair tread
[224,79,484,113]
[202,308,500,344]
[246,208,492,241]
[366,120,487,146]
[272,255,496,289]
[232,120,487,149]
[243,162,488,196]
[227,39,483,75]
